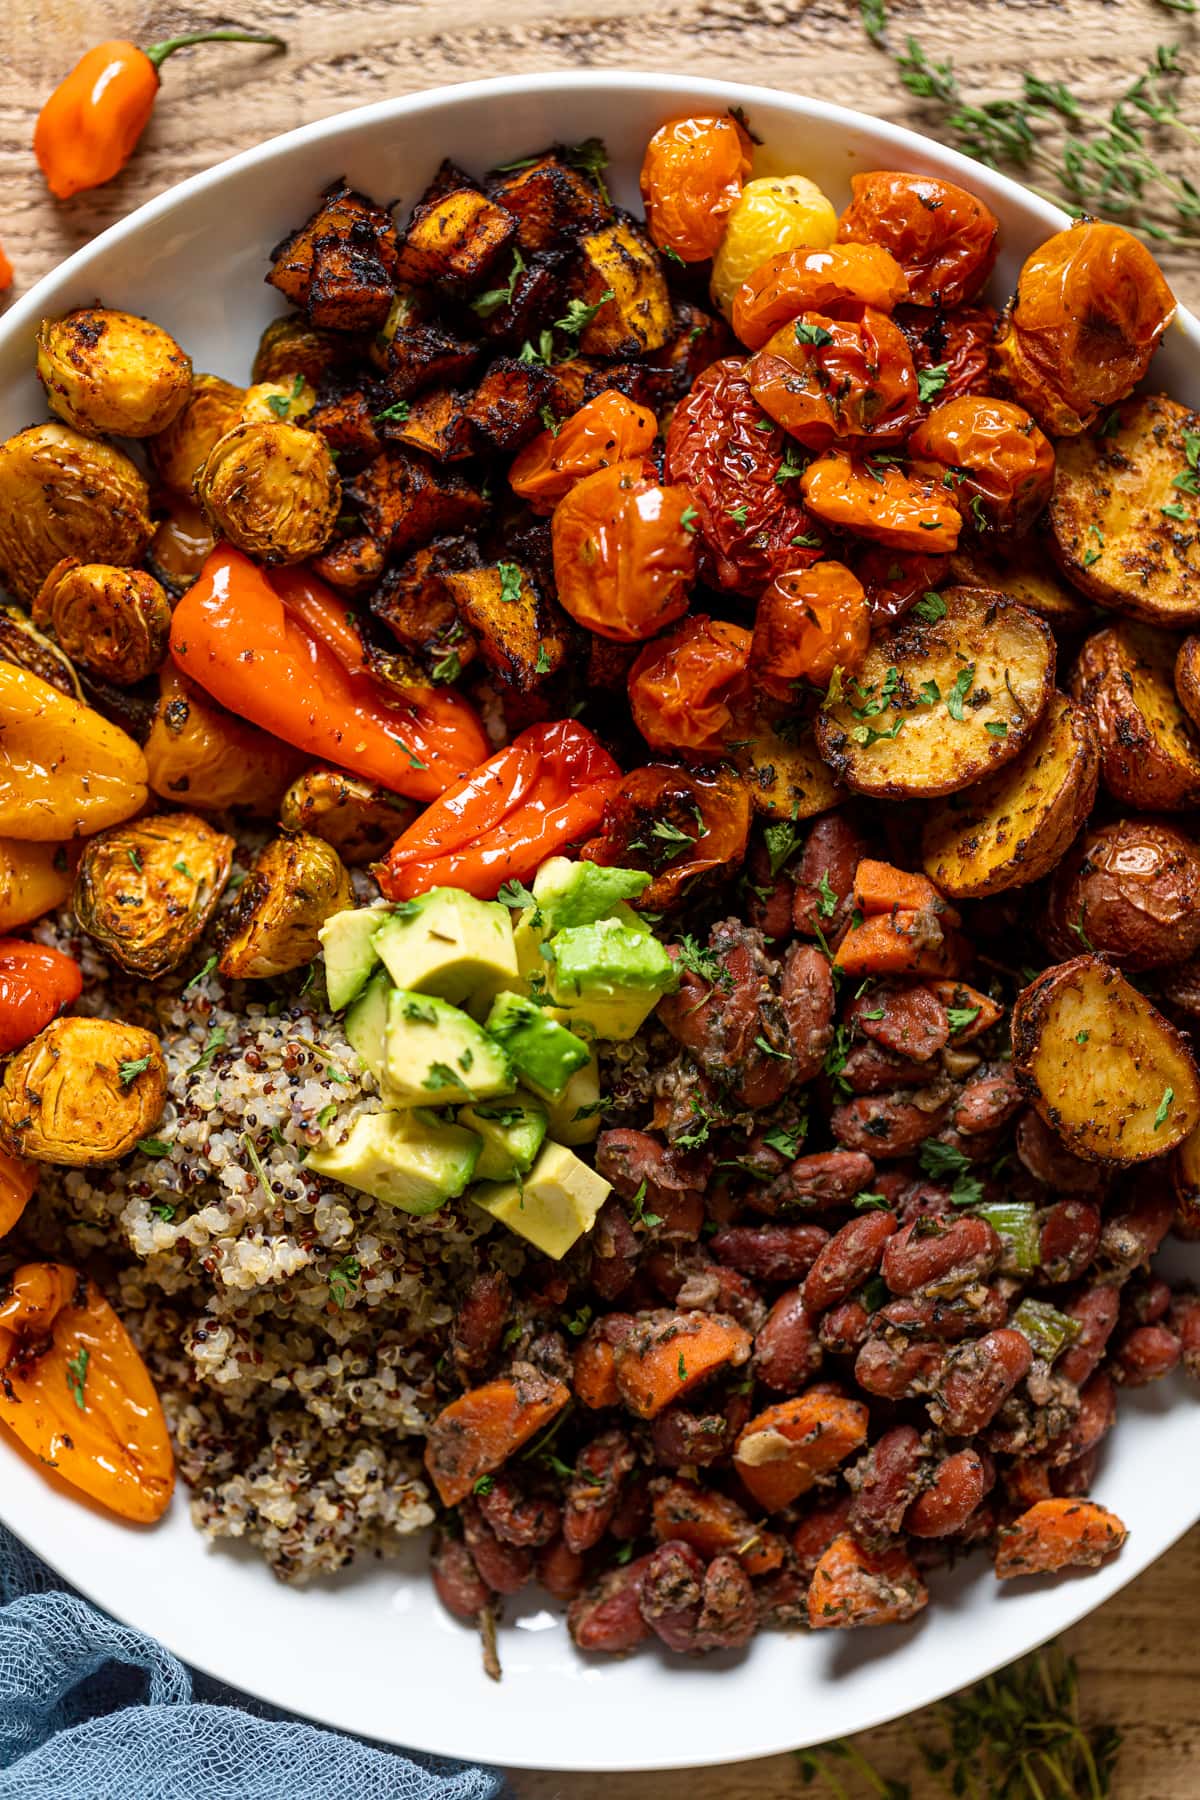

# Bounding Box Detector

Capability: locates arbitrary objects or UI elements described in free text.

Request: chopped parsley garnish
[267,373,306,418]
[127,847,142,872]
[776,447,806,484]
[1068,903,1093,950]
[680,504,699,534]
[754,1033,791,1061]
[794,318,834,347]
[852,1191,890,1211]
[497,562,523,605]
[1162,500,1190,522]
[389,734,429,770]
[1082,523,1105,567]
[763,1122,805,1160]
[137,1137,173,1157]
[917,362,949,402]
[851,717,905,748]
[316,1102,339,1129]
[374,398,411,423]
[496,877,540,915]
[173,858,194,879]
[1154,1086,1175,1130]
[562,1304,594,1337]
[946,1005,981,1033]
[118,1055,152,1086]
[985,720,1008,738]
[1075,1030,1090,1046]
[763,818,805,877]
[472,245,527,318]
[651,819,697,846]
[534,641,553,675]
[184,954,220,994]
[815,870,838,919]
[430,649,462,684]
[946,663,976,721]
[564,135,610,202]
[66,1347,89,1411]
[403,996,439,1023]
[426,1062,463,1090]
[242,1132,276,1203]
[676,1352,687,1381]
[329,1255,361,1310]
[150,1200,176,1221]
[473,1474,495,1495]
[917,678,941,707]
[727,502,750,525]
[913,591,947,623]
[554,289,614,337]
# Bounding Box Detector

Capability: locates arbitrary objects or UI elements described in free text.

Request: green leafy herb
[472,245,527,318]
[852,1190,890,1211]
[430,649,462,684]
[815,870,839,920]
[118,1055,152,1087]
[651,819,697,847]
[754,1033,792,1061]
[138,1137,173,1157]
[916,362,950,403]
[946,1004,981,1033]
[564,136,610,202]
[242,1132,277,1203]
[66,1347,89,1411]
[794,318,834,347]
[628,1178,663,1230]
[946,662,976,721]
[918,1139,971,1181]
[850,717,905,748]
[534,641,553,676]
[329,1255,361,1309]
[472,1474,495,1495]
[389,734,429,770]
[425,1062,463,1090]
[150,1200,176,1221]
[127,847,142,872]
[316,1102,339,1129]
[554,289,614,337]
[497,562,523,605]
[985,720,1009,738]
[184,953,219,992]
[518,330,555,366]
[763,818,805,877]
[680,504,699,534]
[373,398,411,424]
[676,1351,687,1382]
[1154,1085,1175,1129]
[266,372,306,418]
[913,591,947,623]
[496,877,539,913]
[561,1304,594,1337]
[1069,903,1094,950]
[776,447,807,484]
[727,501,750,525]
[1162,500,1190,522]
[1082,523,1106,566]
[917,678,941,707]
[613,1540,634,1565]
[763,1122,805,1160]
[572,1099,609,1122]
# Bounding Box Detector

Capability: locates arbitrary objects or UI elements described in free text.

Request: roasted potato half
[144,666,307,814]
[1011,954,1200,1162]
[0,603,82,698]
[0,424,153,605]
[1174,632,1200,733]
[150,373,245,496]
[33,559,171,687]
[920,691,1098,899]
[74,813,235,979]
[815,587,1055,799]
[948,540,1091,634]
[218,832,352,980]
[1071,619,1200,810]
[194,420,341,565]
[728,705,845,821]
[237,377,316,428]
[36,308,192,438]
[1042,816,1200,971]
[1172,1124,1200,1239]
[1049,394,1200,625]
[279,767,418,865]
[0,1016,167,1165]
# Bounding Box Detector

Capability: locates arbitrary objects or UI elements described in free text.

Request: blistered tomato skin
[995,220,1176,435]
[751,561,871,697]
[550,459,696,643]
[509,392,658,514]
[628,615,753,754]
[733,243,909,350]
[711,175,839,318]
[837,172,999,309]
[849,544,950,625]
[582,763,751,909]
[896,305,997,410]
[908,396,1056,533]
[801,451,962,553]
[640,114,754,264]
[748,309,919,450]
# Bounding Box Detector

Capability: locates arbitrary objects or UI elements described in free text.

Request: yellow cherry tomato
[711,174,838,318]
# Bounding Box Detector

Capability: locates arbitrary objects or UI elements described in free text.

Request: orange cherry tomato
[640,113,754,263]
[0,938,82,1056]
[733,242,909,350]
[800,452,962,553]
[848,544,950,625]
[908,396,1056,533]
[747,309,919,450]
[628,616,753,754]
[550,460,696,642]
[509,391,658,515]
[995,220,1176,435]
[750,561,871,697]
[837,172,999,309]
[0,1150,37,1240]
[895,304,997,411]
[582,762,750,910]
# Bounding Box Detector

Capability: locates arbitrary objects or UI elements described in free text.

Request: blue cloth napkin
[0,1524,503,1800]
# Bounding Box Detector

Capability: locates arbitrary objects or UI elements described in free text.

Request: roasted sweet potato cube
[381,388,477,462]
[412,158,480,212]
[582,360,676,410]
[662,302,736,396]
[489,155,608,252]
[573,222,672,357]
[364,634,438,695]
[475,258,564,347]
[545,359,599,418]
[267,182,399,332]
[443,563,569,691]
[307,387,382,460]
[371,536,481,674]
[350,449,488,559]
[395,189,517,289]
[373,324,482,400]
[467,358,557,452]
[309,532,385,598]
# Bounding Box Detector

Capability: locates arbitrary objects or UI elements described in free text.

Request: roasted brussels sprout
[279,766,418,865]
[33,559,171,687]
[0,1016,167,1165]
[36,308,192,438]
[74,813,235,978]
[149,373,245,496]
[144,665,307,814]
[251,315,354,386]
[0,604,82,698]
[194,420,341,564]
[0,424,153,606]
[237,377,316,427]
[218,832,352,979]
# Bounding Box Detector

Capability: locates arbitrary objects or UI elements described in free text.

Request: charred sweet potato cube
[395,190,517,290]
[381,388,477,463]
[371,537,481,672]
[572,222,672,357]
[467,357,558,452]
[582,361,675,410]
[545,358,599,417]
[488,155,608,252]
[662,302,736,396]
[363,634,438,695]
[373,324,482,401]
[350,449,489,559]
[412,158,480,212]
[475,257,564,348]
[267,182,399,332]
[309,532,385,598]
[307,388,383,460]
[443,562,569,691]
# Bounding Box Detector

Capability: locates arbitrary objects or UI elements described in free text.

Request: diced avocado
[531,857,651,931]
[384,988,515,1105]
[547,918,678,1041]
[343,969,391,1082]
[472,1140,612,1259]
[320,905,385,1011]
[307,1107,481,1214]
[483,992,591,1098]
[458,1098,548,1180]
[373,887,518,1004]
[521,1049,603,1147]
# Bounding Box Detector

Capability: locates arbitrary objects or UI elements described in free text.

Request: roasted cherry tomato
[509,391,658,515]
[750,561,871,698]
[628,615,753,754]
[837,172,999,309]
[582,762,750,910]
[895,304,997,410]
[848,544,951,625]
[0,1149,37,1240]
[550,459,696,643]
[664,358,822,596]
[712,175,838,318]
[640,113,754,263]
[0,939,83,1056]
[733,242,909,350]
[908,396,1055,534]
[995,220,1176,435]
[800,452,962,553]
[747,309,919,450]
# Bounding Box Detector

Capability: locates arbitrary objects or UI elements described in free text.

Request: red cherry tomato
[848,544,951,626]
[800,452,962,553]
[582,763,750,910]
[550,460,696,643]
[750,561,871,697]
[508,391,658,515]
[747,308,919,450]
[837,172,999,309]
[907,396,1056,533]
[895,304,997,411]
[0,939,83,1056]
[733,242,909,350]
[628,616,753,754]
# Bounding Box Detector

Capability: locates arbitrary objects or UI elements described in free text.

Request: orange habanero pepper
[0,939,82,1056]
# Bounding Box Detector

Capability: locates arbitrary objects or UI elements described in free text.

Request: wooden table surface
[4,3,1200,1793]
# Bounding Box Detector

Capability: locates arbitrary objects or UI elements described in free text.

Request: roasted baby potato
[73,813,235,979]
[33,559,171,687]
[1071,620,1200,810]
[0,838,75,932]
[252,315,355,386]
[1043,816,1200,970]
[0,603,82,698]
[194,420,341,564]
[0,662,148,841]
[1049,395,1200,625]
[0,1016,167,1165]
[815,587,1055,799]
[279,767,418,865]
[1174,632,1200,732]
[36,307,192,438]
[920,691,1098,899]
[218,832,353,980]
[0,424,153,605]
[149,373,245,496]
[1012,954,1200,1162]
[442,563,568,691]
[268,181,400,331]
[572,221,672,357]
[395,188,516,290]
[948,539,1091,634]
[728,705,845,821]
[144,665,307,814]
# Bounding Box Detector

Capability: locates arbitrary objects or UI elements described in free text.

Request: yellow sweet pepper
[0,661,148,839]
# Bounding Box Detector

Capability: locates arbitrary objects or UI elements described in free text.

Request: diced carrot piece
[834,911,964,978]
[808,1532,928,1630]
[733,1392,868,1512]
[423,1369,570,1505]
[852,858,955,919]
[0,1150,37,1239]
[994,1497,1128,1580]
[651,1478,786,1576]
[573,1331,620,1410]
[614,1312,752,1420]
[929,979,1003,1039]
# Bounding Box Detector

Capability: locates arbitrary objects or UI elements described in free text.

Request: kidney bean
[1051,1371,1116,1466]
[755,1565,811,1629]
[461,1498,533,1595]
[754,1150,877,1215]
[1038,1200,1102,1284]
[658,927,761,1078]
[590,1199,641,1301]
[1052,1447,1099,1498]
[847,1425,926,1549]
[696,1553,757,1650]
[793,811,869,938]
[1121,1276,1172,1327]
[904,1448,989,1538]
[831,1093,953,1157]
[896,1181,956,1224]
[563,1429,636,1554]
[638,1539,707,1652]
[855,1335,946,1399]
[875,1285,1009,1343]
[536,1536,587,1602]
[753,1289,823,1391]
[450,1270,511,1374]
[780,942,836,1086]
[1097,1182,1175,1281]
[609,1473,651,1543]
[882,1215,1000,1299]
[1170,1291,1200,1379]
[803,1210,897,1313]
[595,1129,712,1224]
[1111,1324,1182,1387]
[929,1329,1033,1436]
[651,1392,751,1468]
[840,1041,941,1095]
[791,1492,855,1579]
[431,1532,491,1619]
[848,981,949,1062]
[710,1223,829,1282]
[745,836,795,940]
[476,1474,560,1548]
[819,1298,872,1355]
[952,1064,1023,1136]
[568,1557,653,1653]
[1059,1286,1121,1386]
[1015,1108,1110,1197]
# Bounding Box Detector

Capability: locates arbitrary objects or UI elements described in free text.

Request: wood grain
[4,4,1200,1794]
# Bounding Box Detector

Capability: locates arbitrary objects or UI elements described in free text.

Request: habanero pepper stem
[34,29,287,201]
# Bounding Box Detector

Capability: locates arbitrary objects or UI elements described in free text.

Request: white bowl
[1,70,1197,1775]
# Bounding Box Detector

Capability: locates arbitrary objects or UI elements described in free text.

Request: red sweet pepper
[0,939,83,1056]
[170,547,489,803]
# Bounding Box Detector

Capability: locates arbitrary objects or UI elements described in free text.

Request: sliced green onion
[1011,1297,1082,1362]
[972,1200,1040,1273]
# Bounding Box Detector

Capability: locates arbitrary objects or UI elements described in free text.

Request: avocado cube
[320,904,386,1011]
[472,1141,612,1259]
[531,857,651,932]
[385,989,515,1105]
[307,1108,481,1214]
[373,887,518,1004]
[458,1099,548,1180]
[343,969,391,1082]
[520,1048,602,1147]
[547,918,678,1042]
[483,992,591,1099]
